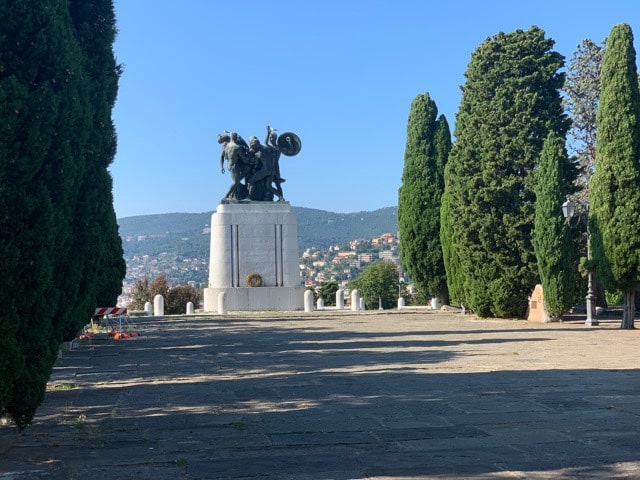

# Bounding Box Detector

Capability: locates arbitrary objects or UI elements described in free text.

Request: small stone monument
[526,284,555,323]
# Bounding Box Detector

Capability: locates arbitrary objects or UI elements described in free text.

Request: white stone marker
[336,289,345,309]
[153,294,164,316]
[351,290,360,311]
[304,290,314,312]
[398,297,405,309]
[186,302,194,315]
[144,301,153,316]
[316,298,324,310]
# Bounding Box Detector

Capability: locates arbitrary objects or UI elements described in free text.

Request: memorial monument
[203,126,306,311]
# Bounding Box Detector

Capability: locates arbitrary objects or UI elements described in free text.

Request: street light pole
[562,200,598,326]
[585,225,598,326]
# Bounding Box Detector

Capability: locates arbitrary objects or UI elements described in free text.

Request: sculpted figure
[247,130,284,201]
[264,126,285,200]
[219,132,251,200]
[217,126,300,203]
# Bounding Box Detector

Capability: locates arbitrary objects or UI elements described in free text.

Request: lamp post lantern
[562,199,598,326]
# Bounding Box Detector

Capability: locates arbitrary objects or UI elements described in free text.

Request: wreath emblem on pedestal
[246,273,263,287]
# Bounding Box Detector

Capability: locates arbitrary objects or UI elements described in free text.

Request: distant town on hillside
[117,206,399,305]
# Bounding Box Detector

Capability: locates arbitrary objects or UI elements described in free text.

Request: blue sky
[110,0,639,219]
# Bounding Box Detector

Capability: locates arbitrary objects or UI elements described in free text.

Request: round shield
[276,132,302,156]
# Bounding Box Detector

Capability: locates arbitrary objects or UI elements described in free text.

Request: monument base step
[203,286,306,312]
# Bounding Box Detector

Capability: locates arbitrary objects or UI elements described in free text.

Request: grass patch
[47,383,76,391]
[74,414,86,429]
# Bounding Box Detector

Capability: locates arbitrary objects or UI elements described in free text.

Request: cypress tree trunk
[622,290,635,329]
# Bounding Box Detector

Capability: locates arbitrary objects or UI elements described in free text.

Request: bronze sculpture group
[218,126,301,202]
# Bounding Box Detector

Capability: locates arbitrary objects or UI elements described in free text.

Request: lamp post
[562,200,598,326]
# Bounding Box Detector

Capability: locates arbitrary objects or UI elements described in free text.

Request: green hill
[117,206,398,259]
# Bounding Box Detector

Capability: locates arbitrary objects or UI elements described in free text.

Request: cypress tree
[532,133,576,319]
[445,26,570,317]
[0,0,125,426]
[398,93,450,303]
[0,0,79,427]
[440,170,463,307]
[66,0,125,339]
[589,23,640,329]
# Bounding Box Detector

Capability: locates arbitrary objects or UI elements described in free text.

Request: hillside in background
[117,206,398,259]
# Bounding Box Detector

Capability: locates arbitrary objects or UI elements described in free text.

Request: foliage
[317,281,339,306]
[128,278,151,310]
[443,26,570,318]
[349,261,400,310]
[589,23,640,329]
[398,92,450,303]
[165,286,202,315]
[150,274,171,300]
[440,172,463,307]
[0,0,124,428]
[563,38,604,192]
[128,274,201,314]
[605,290,624,306]
[532,133,576,318]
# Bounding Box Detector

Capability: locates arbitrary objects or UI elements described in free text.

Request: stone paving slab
[1,310,640,479]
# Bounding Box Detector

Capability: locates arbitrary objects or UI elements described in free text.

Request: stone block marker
[186,302,194,315]
[351,290,360,311]
[316,298,324,310]
[304,289,314,312]
[144,302,152,316]
[526,284,549,323]
[153,294,164,316]
[336,289,344,309]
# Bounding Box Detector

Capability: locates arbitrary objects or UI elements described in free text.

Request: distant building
[357,253,375,263]
[379,250,395,261]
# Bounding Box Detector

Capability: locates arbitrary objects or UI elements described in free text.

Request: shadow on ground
[1,313,639,479]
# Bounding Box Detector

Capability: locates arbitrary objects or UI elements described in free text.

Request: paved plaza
[1,309,639,479]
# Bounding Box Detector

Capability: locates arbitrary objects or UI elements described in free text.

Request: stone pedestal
[203,202,305,311]
[526,284,556,323]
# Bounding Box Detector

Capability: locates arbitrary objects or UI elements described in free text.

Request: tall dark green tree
[589,23,640,329]
[66,0,125,336]
[398,93,450,304]
[0,0,125,427]
[440,171,463,307]
[0,0,84,428]
[443,26,571,317]
[532,133,576,319]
